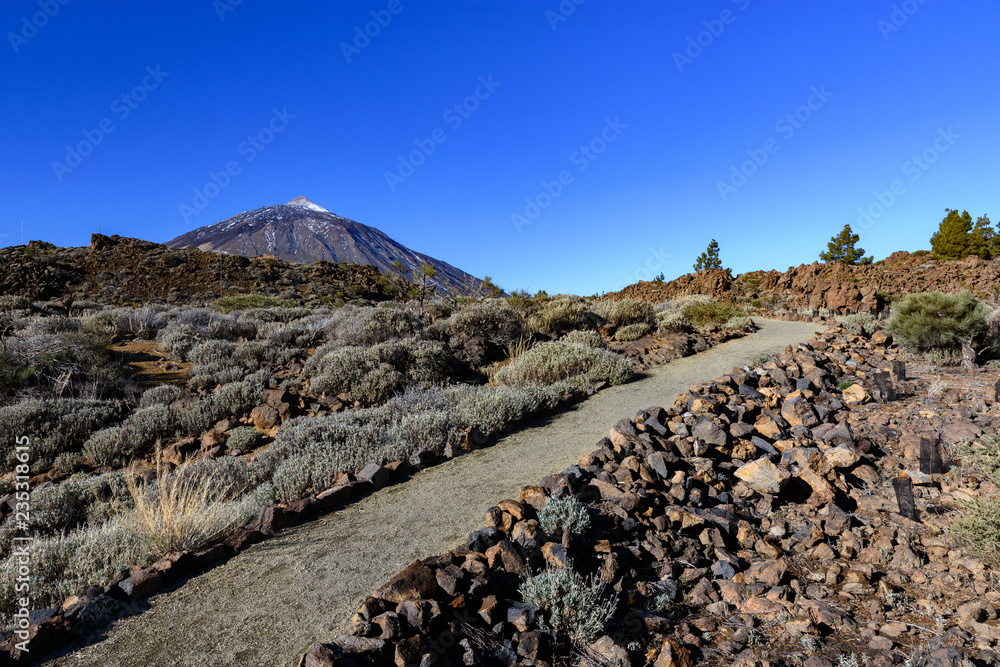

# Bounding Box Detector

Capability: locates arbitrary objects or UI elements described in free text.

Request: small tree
[410,263,438,314]
[820,224,872,265]
[693,239,723,271]
[931,209,977,260]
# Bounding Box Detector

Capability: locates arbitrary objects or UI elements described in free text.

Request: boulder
[373,562,437,603]
[734,458,790,495]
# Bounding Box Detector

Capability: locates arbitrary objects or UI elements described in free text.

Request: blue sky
[2,1,999,296]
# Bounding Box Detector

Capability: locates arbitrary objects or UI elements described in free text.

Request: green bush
[886,291,988,355]
[951,496,1000,567]
[492,341,633,389]
[681,298,744,327]
[0,520,150,628]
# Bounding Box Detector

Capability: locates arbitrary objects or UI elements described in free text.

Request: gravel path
[46,319,819,667]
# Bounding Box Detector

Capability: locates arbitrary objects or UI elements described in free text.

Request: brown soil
[110,340,191,388]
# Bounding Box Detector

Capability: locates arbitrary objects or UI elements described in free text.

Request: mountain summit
[285,196,329,212]
[166,198,481,294]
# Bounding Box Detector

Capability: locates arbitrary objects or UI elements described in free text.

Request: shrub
[139,384,184,408]
[157,324,201,361]
[656,309,691,333]
[307,338,452,404]
[681,298,743,327]
[538,496,591,535]
[113,460,251,559]
[527,297,600,336]
[321,305,425,348]
[453,385,558,439]
[0,296,30,312]
[595,299,655,329]
[561,330,607,349]
[840,312,880,336]
[613,323,652,341]
[492,341,633,390]
[226,426,264,453]
[439,299,525,349]
[0,399,119,471]
[0,520,149,628]
[215,294,297,314]
[951,497,1000,567]
[886,291,988,355]
[518,566,617,645]
[84,306,166,340]
[83,404,177,466]
[723,315,753,329]
[188,339,237,368]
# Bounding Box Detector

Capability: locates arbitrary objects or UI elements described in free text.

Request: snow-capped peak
[286,196,329,213]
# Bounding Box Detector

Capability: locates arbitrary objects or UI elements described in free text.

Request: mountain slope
[166,198,479,294]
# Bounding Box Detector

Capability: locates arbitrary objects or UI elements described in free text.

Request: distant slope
[166,197,480,294]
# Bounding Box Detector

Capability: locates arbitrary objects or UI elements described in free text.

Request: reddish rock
[119,568,164,600]
[373,562,437,603]
[250,404,280,431]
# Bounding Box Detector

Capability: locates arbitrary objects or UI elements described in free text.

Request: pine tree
[819,224,873,265]
[693,239,723,271]
[970,215,995,259]
[931,209,976,259]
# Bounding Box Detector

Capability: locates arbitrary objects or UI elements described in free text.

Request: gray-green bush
[492,341,633,390]
[518,566,617,645]
[0,399,119,471]
[886,291,990,357]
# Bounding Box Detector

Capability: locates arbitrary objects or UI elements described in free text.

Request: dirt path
[46,319,820,667]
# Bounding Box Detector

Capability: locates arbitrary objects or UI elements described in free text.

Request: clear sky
[2,1,999,296]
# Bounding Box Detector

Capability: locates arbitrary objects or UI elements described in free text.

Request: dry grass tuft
[114,456,245,557]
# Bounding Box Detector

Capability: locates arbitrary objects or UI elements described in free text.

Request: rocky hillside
[300,326,1000,666]
[166,197,482,295]
[607,252,1000,315]
[0,235,395,306]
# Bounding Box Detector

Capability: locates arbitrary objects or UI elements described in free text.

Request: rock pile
[301,326,1000,666]
[606,251,1000,316]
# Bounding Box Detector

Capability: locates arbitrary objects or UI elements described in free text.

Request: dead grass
[114,457,245,557]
